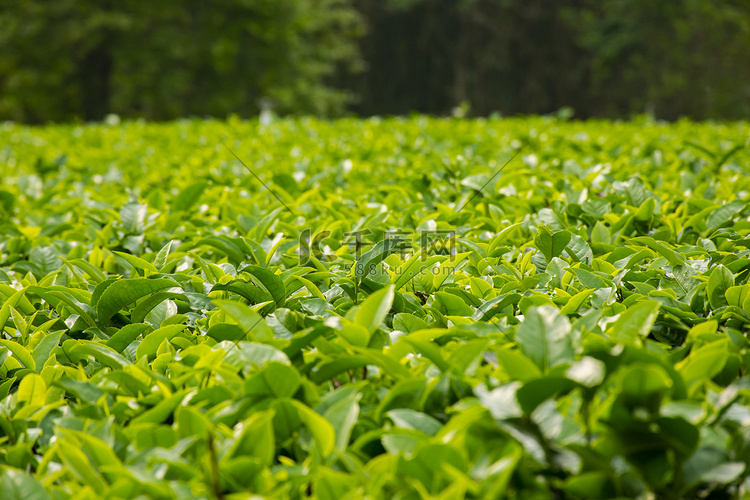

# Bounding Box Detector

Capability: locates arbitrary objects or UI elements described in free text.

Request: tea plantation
[0,116,749,499]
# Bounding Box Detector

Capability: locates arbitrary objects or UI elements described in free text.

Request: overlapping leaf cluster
[0,116,750,499]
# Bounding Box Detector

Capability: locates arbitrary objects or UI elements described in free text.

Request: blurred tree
[0,0,363,122]
[566,0,750,120]
[1,0,748,121]
[345,0,750,120]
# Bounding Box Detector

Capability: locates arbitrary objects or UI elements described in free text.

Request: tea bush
[0,116,749,498]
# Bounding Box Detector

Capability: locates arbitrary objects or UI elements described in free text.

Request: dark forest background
[1,0,749,123]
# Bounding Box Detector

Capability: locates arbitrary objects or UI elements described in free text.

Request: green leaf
[212,299,272,340]
[496,348,543,382]
[354,285,394,333]
[725,284,750,309]
[474,383,523,420]
[29,246,62,277]
[352,346,412,380]
[120,202,147,233]
[243,265,287,307]
[226,410,275,466]
[386,409,442,436]
[55,443,108,490]
[630,236,684,266]
[153,240,173,270]
[310,356,370,384]
[707,264,734,309]
[330,317,370,347]
[252,207,284,241]
[285,274,326,300]
[0,287,29,333]
[131,389,190,425]
[516,377,576,413]
[609,300,661,342]
[26,286,97,328]
[0,469,50,500]
[434,291,473,316]
[323,392,361,451]
[225,341,290,368]
[175,406,212,439]
[472,293,521,321]
[570,268,608,289]
[195,236,245,265]
[514,306,574,372]
[291,400,335,460]
[113,251,157,273]
[66,258,106,283]
[401,337,453,372]
[706,200,744,232]
[135,324,188,359]
[313,468,359,500]
[356,239,405,284]
[70,340,131,369]
[17,373,46,406]
[173,182,207,212]
[563,472,611,499]
[213,279,273,306]
[393,255,441,290]
[591,222,611,245]
[560,288,593,315]
[206,323,245,342]
[32,332,61,372]
[393,313,430,333]
[96,278,178,324]
[534,226,571,262]
[106,323,151,352]
[58,429,122,468]
[244,362,300,398]
[566,356,606,387]
[55,377,105,405]
[432,252,469,290]
[620,364,672,411]
[699,462,746,484]
[131,290,188,323]
[677,340,729,387]
[0,339,35,370]
[565,234,593,264]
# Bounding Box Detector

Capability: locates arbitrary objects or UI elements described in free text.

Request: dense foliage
[0,0,362,122]
[0,116,750,499]
[2,0,749,122]
[350,0,750,120]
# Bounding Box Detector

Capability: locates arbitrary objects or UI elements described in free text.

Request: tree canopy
[1,0,748,122]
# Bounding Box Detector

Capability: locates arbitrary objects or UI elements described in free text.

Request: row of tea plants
[0,116,749,499]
